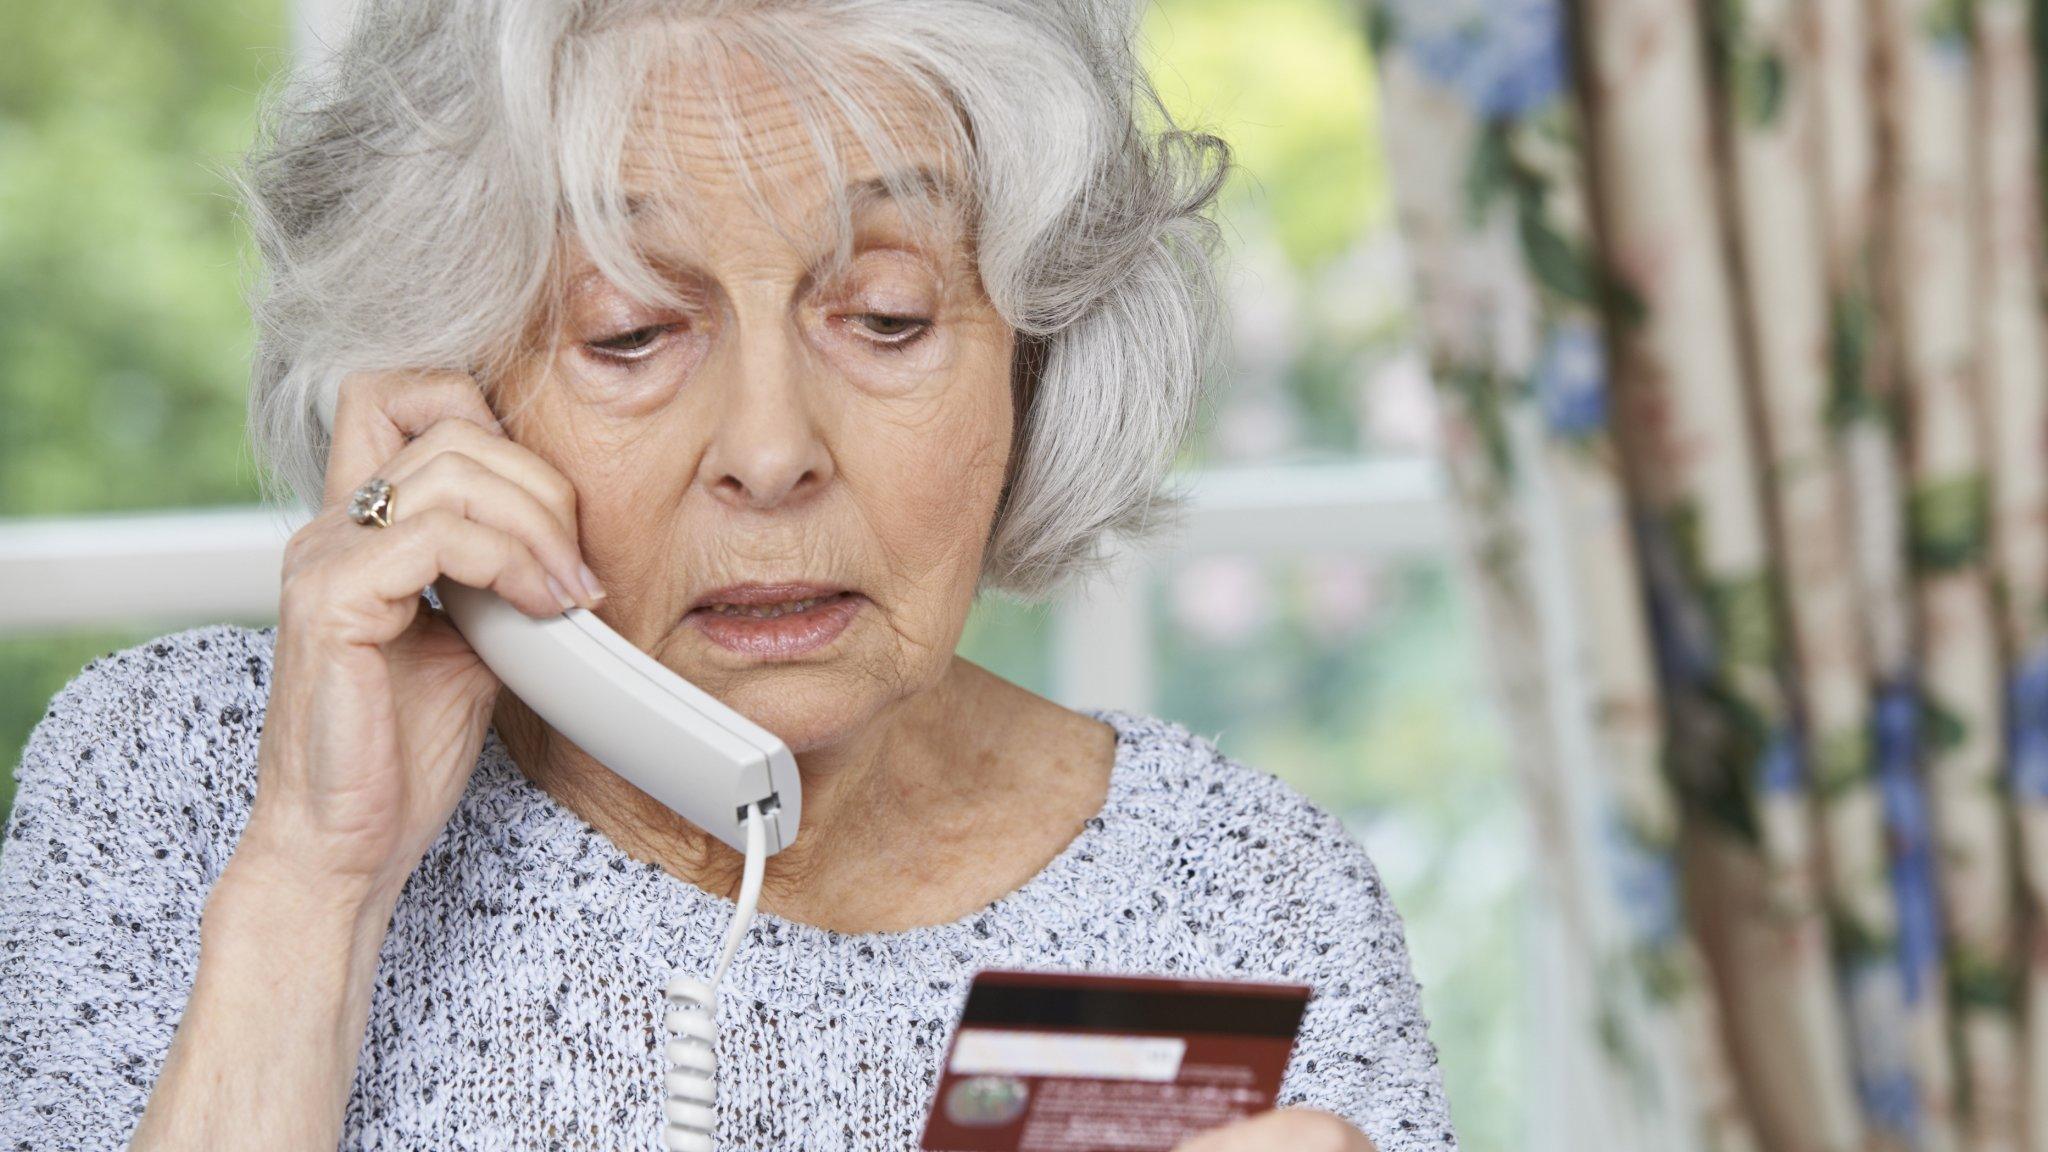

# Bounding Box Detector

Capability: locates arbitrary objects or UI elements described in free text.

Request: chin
[654,603,920,751]
[723,689,874,757]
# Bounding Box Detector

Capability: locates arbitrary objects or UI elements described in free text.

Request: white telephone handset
[430,579,802,857]
[317,388,787,1151]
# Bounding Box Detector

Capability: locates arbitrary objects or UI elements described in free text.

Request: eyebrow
[597,164,969,296]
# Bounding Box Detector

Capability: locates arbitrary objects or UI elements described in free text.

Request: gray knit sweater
[0,623,1455,1151]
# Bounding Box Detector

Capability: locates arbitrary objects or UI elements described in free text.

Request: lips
[695,592,852,619]
[685,584,865,659]
[687,582,853,613]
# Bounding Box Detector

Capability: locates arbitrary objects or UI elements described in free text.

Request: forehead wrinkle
[609,32,975,293]
[616,163,971,282]
[623,36,964,223]
[621,166,966,229]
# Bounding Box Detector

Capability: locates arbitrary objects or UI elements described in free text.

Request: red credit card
[919,968,1313,1152]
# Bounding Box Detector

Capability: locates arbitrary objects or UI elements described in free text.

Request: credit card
[919,968,1313,1152]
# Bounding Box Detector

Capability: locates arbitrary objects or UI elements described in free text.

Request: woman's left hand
[1171,1107,1379,1152]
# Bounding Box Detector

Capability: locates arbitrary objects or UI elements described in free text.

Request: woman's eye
[851,313,932,346]
[586,324,678,361]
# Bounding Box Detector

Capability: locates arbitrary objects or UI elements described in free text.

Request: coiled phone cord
[660,800,769,1152]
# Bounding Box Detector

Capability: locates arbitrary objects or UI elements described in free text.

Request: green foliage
[1907,474,1991,572]
[1824,287,1876,430]
[1,0,285,822]
[1810,724,1873,801]
[1704,0,1787,127]
[1731,51,1786,127]
[1518,206,1596,309]
[1825,904,1898,967]
[1517,126,1601,316]
[1919,693,1972,757]
[1466,115,1597,310]
[1921,0,1975,45]
[1438,364,1516,487]
[1603,271,1650,335]
[1465,124,1517,223]
[1665,685,1767,847]
[1633,942,1693,1004]
[1950,948,2019,1011]
[1704,571,1778,671]
[1139,0,1390,272]
[0,0,285,517]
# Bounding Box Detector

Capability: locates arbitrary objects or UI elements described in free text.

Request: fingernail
[577,562,607,604]
[545,573,577,612]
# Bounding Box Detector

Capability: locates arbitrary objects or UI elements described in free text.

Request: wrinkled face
[496,46,1016,753]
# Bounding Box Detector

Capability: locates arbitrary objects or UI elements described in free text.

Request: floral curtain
[1364,0,2048,1149]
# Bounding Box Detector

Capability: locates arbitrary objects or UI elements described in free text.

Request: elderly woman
[0,2,1453,1150]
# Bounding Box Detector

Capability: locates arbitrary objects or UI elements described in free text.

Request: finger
[375,414,581,540]
[281,508,567,650]
[348,509,567,622]
[1170,1108,1357,1152]
[377,449,599,609]
[322,370,504,511]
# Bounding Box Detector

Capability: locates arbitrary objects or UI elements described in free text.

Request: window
[0,0,290,816]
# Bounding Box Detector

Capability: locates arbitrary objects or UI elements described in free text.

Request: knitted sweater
[0,623,1456,1152]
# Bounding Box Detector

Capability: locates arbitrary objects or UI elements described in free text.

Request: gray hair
[239,0,1233,602]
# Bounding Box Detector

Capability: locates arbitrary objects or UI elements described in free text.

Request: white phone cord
[660,801,769,1152]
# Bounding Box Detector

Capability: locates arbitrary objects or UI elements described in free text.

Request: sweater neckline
[467,705,1171,1013]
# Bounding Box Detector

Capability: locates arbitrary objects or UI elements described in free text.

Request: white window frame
[0,457,1452,706]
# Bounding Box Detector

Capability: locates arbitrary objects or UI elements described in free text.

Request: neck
[492,655,993,917]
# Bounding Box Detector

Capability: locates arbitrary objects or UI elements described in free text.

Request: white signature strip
[949,1028,1187,1081]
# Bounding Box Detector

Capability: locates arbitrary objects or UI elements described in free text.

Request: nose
[697,324,834,511]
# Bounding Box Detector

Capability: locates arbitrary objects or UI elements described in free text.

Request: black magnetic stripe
[960,983,1308,1038]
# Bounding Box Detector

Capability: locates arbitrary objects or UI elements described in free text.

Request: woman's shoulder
[7,622,277,877]
[1094,707,1376,870]
[1093,708,1410,989]
[33,622,277,762]
[1100,713,1453,1147]
[38,621,276,719]
[0,624,280,1149]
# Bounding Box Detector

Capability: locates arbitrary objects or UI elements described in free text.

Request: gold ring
[347,476,396,528]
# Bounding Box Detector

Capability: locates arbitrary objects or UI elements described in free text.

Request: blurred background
[21,1,2046,1151]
